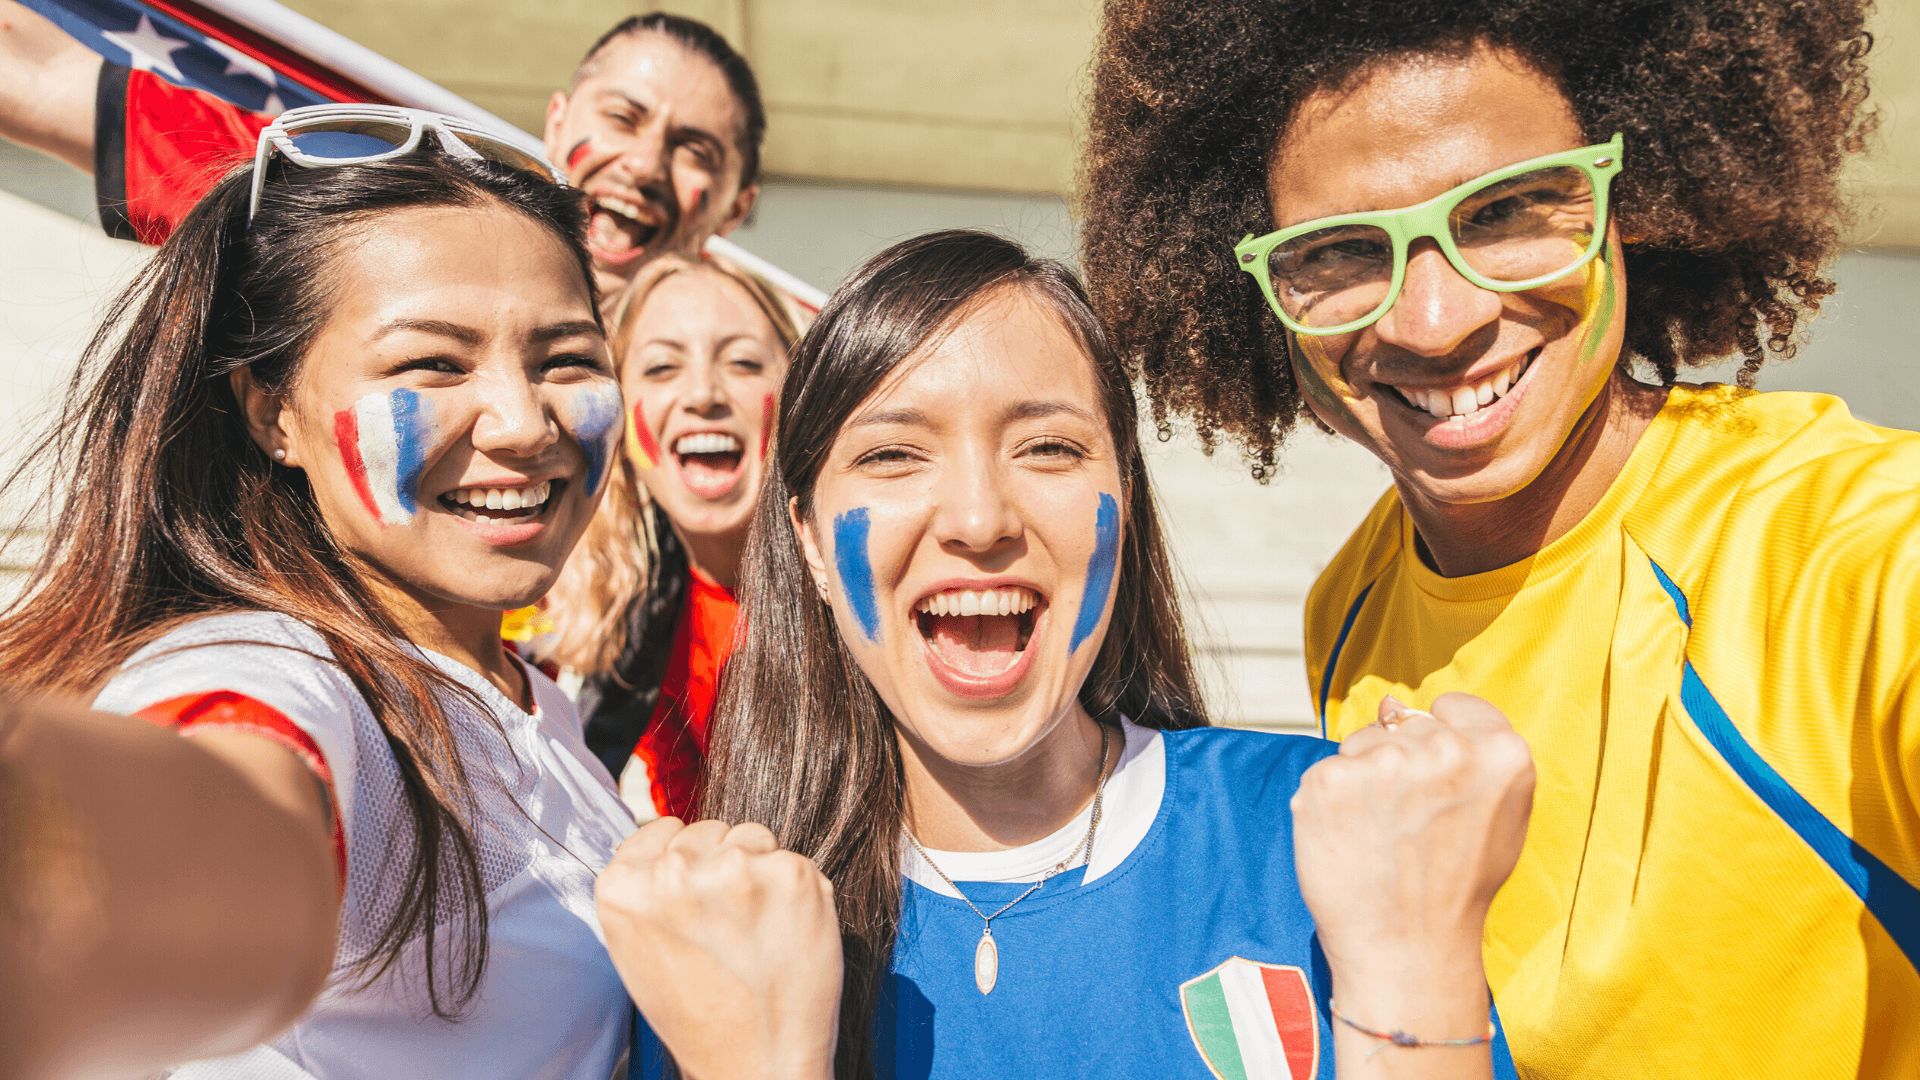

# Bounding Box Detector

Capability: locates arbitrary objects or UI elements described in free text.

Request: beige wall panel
[277,0,747,135]
[1849,1,1920,250]
[765,108,1075,193]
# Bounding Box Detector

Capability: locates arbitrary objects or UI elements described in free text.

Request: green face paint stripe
[1574,250,1618,367]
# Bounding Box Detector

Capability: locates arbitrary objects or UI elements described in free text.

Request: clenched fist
[1292,693,1535,1069]
[596,817,842,1080]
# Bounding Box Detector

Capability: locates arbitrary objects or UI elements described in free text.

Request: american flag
[15,0,829,309]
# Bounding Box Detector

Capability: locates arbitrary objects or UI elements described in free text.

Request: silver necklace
[904,723,1114,995]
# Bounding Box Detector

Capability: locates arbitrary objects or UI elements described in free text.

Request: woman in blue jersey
[597,230,1535,1080]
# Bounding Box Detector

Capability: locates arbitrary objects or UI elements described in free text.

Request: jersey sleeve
[94,61,270,245]
[93,613,366,834]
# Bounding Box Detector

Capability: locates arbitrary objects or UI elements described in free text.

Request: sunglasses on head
[248,104,566,223]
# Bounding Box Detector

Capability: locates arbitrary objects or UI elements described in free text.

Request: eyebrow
[847,400,1099,429]
[599,90,730,161]
[369,319,601,346]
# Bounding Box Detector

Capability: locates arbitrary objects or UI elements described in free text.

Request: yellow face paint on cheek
[1572,251,1619,368]
[1290,336,1366,428]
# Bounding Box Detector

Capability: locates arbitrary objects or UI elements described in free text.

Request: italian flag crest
[1180,958,1320,1080]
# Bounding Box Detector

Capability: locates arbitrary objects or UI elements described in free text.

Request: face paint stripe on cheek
[1575,252,1619,367]
[1069,493,1123,652]
[832,507,882,642]
[567,384,624,494]
[332,406,383,522]
[626,402,663,469]
[566,138,592,171]
[759,391,775,461]
[335,388,435,526]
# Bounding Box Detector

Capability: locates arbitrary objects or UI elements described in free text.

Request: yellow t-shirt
[1306,384,1920,1079]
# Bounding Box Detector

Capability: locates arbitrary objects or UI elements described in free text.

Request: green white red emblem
[1180,958,1320,1080]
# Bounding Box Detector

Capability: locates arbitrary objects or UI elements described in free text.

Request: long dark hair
[0,142,597,1017]
[702,230,1207,1078]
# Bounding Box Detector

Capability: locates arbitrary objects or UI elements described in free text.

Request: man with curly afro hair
[1084,0,1917,1076]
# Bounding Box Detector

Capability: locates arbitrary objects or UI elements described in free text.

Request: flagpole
[704,236,829,311]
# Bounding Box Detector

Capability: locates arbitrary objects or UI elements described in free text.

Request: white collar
[902,717,1166,898]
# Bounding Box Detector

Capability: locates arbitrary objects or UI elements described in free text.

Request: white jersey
[94,611,637,1080]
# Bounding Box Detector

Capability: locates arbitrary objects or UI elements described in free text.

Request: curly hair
[1082,0,1875,473]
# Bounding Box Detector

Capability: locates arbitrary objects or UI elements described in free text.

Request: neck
[1401,370,1669,577]
[671,519,747,592]
[365,575,529,710]
[900,706,1112,853]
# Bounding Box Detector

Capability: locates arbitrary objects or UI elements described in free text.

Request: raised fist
[1291,693,1535,1018]
[596,817,842,1080]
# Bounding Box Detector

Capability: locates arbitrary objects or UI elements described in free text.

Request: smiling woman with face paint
[541,253,800,819]
[594,231,1535,1080]
[0,137,642,1077]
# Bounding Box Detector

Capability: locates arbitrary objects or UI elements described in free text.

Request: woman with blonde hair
[539,252,803,818]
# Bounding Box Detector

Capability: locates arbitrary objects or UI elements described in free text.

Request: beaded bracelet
[1329,1001,1496,1060]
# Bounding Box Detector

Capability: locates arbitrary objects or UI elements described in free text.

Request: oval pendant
[974,929,999,995]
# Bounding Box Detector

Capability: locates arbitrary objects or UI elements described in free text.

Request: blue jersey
[634,727,1517,1079]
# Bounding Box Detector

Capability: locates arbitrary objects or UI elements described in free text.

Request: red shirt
[631,566,738,819]
[95,62,265,244]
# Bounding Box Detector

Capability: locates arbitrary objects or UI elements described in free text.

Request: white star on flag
[205,39,278,89]
[101,15,189,83]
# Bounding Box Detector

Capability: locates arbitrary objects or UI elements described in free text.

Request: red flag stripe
[1258,964,1320,1080]
[143,0,387,106]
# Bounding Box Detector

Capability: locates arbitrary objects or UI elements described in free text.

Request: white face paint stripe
[352,391,413,525]
[1220,959,1293,1079]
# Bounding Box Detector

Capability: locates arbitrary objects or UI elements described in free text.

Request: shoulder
[1162,726,1337,797]
[94,611,365,738]
[1637,386,1920,591]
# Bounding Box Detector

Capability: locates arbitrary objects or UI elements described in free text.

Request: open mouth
[1386,349,1538,423]
[673,432,746,499]
[587,194,667,267]
[913,587,1042,680]
[439,480,560,525]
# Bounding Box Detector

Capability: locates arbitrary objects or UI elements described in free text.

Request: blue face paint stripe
[570,387,622,494]
[1650,557,1920,970]
[833,508,881,641]
[1069,493,1122,652]
[387,386,430,515]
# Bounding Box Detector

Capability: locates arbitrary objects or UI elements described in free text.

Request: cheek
[831,507,882,643]
[1290,338,1365,427]
[625,399,664,469]
[332,388,438,527]
[1068,493,1123,653]
[563,384,624,494]
[565,137,593,172]
[758,392,775,461]
[1572,252,1621,368]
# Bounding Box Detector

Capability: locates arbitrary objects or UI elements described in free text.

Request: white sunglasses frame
[247,104,567,223]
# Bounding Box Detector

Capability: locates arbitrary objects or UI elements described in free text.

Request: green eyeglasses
[1234,135,1623,336]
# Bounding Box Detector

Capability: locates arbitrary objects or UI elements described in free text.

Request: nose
[607,117,671,187]
[681,359,731,417]
[930,448,1023,560]
[469,370,559,459]
[1370,239,1504,358]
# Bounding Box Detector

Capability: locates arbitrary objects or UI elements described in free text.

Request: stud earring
[272,448,287,461]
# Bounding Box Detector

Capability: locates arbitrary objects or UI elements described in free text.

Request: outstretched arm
[0,0,100,174]
[0,695,338,1080]
[1293,692,1536,1080]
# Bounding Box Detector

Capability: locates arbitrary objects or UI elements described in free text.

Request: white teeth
[1398,355,1532,420]
[913,587,1040,617]
[674,432,743,455]
[596,196,644,221]
[445,481,552,520]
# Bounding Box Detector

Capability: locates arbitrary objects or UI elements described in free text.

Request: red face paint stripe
[566,138,593,171]
[332,407,383,520]
[628,402,664,468]
[760,392,775,460]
